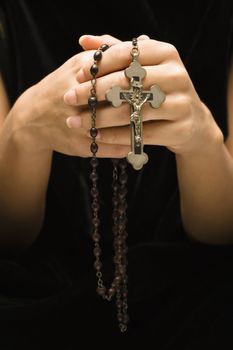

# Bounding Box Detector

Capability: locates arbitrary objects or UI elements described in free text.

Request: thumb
[78,34,121,50]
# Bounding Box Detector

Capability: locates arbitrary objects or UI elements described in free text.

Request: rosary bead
[91,189,99,200]
[132,38,137,46]
[118,264,126,275]
[118,216,127,225]
[92,200,100,211]
[90,142,98,154]
[119,159,127,169]
[112,158,120,167]
[122,291,128,299]
[108,287,115,297]
[93,217,100,228]
[99,44,109,52]
[94,260,102,270]
[112,198,119,207]
[118,188,127,199]
[90,171,98,181]
[117,313,123,323]
[90,63,99,76]
[122,314,129,324]
[118,222,126,232]
[97,286,106,296]
[90,127,98,138]
[115,275,121,285]
[94,50,102,61]
[118,203,128,215]
[112,185,118,193]
[93,246,101,256]
[90,157,99,167]
[119,172,128,185]
[92,233,100,242]
[88,96,98,108]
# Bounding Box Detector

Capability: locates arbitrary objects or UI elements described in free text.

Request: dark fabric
[0,0,233,347]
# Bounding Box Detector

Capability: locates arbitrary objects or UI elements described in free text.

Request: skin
[0,33,233,255]
[65,34,233,243]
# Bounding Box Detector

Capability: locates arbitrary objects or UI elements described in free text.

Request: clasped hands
[15,34,222,159]
[63,34,222,159]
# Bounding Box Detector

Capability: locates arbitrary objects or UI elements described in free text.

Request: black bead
[119,172,128,184]
[90,63,98,76]
[119,188,128,199]
[90,142,98,154]
[94,260,102,270]
[88,96,98,109]
[90,127,98,138]
[100,44,109,52]
[92,233,100,242]
[90,157,99,167]
[97,286,106,296]
[94,50,102,61]
[93,217,100,227]
[90,170,98,181]
[92,201,100,211]
[93,246,101,256]
[132,38,137,46]
[91,187,99,197]
[112,158,120,167]
[118,203,128,215]
[119,159,127,169]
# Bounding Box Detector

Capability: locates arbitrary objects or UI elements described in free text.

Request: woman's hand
[64,34,223,157]
[8,37,129,158]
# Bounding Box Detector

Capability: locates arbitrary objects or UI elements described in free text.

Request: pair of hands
[13,34,222,158]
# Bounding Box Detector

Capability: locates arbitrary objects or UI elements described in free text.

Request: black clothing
[0,0,233,347]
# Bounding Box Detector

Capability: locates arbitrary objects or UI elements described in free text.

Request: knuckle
[101,34,114,42]
[82,64,92,80]
[171,66,190,90]
[165,43,179,59]
[176,95,193,117]
[116,42,132,64]
[178,117,195,144]
[183,96,193,114]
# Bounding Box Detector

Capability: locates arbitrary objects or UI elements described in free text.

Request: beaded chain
[88,44,129,333]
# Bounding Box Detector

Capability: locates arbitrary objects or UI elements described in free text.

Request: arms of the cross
[106,60,165,170]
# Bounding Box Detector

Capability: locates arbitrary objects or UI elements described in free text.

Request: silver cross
[106,59,165,170]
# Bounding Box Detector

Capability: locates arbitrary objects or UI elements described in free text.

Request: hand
[64,34,223,156]
[9,39,130,158]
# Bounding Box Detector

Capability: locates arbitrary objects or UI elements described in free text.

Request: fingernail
[66,116,82,128]
[64,89,78,105]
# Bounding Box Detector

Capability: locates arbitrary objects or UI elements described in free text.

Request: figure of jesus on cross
[106,59,165,170]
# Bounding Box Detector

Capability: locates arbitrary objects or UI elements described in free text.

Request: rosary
[88,38,165,332]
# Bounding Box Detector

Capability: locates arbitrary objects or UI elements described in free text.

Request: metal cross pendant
[106,47,165,170]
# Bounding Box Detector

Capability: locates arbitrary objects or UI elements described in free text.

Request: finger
[76,39,180,83]
[65,63,189,107]
[68,94,181,130]
[66,127,130,157]
[78,34,150,51]
[137,34,150,40]
[79,34,121,51]
[97,119,184,147]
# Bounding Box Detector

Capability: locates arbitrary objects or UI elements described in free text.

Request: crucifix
[106,55,166,170]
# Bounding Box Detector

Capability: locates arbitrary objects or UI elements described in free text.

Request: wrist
[176,104,224,160]
[5,86,52,156]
